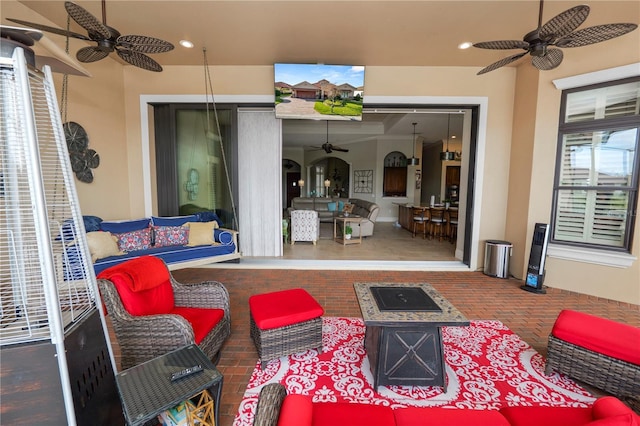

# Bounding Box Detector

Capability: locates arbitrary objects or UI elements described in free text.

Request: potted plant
[345,225,353,240]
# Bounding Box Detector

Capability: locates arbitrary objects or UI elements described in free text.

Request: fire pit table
[354,282,469,391]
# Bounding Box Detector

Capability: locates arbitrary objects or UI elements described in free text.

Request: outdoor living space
[103,268,640,426]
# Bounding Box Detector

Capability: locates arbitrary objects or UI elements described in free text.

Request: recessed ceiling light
[458,42,473,50]
[179,40,194,48]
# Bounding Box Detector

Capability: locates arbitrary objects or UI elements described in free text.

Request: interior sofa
[58,213,240,277]
[289,197,380,237]
[253,383,640,426]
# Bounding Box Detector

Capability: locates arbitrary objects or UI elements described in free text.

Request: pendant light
[440,114,455,161]
[408,122,420,166]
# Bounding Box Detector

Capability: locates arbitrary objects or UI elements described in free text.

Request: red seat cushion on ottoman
[551,310,640,365]
[249,288,324,330]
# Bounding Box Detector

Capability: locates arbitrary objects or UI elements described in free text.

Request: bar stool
[412,207,428,239]
[448,208,458,243]
[429,207,446,241]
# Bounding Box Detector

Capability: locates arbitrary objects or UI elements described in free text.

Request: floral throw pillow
[153,226,189,247]
[115,228,152,252]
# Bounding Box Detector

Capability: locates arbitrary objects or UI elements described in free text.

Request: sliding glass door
[153,104,238,229]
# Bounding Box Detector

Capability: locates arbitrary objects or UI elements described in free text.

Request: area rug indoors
[233,317,594,425]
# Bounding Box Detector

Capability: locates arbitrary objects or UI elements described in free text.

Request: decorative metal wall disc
[63,121,100,183]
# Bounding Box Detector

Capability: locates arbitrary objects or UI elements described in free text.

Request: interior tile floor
[282,221,457,262]
[107,268,640,426]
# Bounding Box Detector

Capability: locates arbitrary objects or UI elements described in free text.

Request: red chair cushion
[277,395,313,426]
[312,402,395,426]
[108,274,174,316]
[499,406,593,426]
[249,288,324,330]
[551,310,640,365]
[98,256,174,316]
[394,407,510,426]
[171,307,224,344]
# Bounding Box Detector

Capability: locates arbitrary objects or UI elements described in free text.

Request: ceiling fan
[311,121,350,154]
[0,25,91,76]
[473,0,638,75]
[7,0,174,72]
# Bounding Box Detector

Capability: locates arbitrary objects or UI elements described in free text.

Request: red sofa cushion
[551,310,640,365]
[171,307,224,344]
[249,288,324,330]
[587,414,638,426]
[312,402,395,426]
[277,395,313,426]
[499,405,593,426]
[394,407,510,426]
[591,397,640,426]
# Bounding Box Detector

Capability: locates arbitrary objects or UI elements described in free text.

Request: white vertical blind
[237,109,283,256]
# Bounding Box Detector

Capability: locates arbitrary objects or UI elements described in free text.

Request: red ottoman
[545,309,640,403]
[249,288,324,368]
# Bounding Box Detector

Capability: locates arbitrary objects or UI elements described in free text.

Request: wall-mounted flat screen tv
[274,63,365,121]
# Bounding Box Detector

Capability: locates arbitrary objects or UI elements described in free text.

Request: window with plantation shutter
[552,78,639,252]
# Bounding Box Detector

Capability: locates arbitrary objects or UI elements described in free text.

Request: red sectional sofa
[253,383,640,426]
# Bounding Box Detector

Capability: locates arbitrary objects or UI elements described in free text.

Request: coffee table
[334,215,364,245]
[115,344,223,426]
[354,282,469,391]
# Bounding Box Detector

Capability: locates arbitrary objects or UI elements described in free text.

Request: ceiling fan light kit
[473,1,637,75]
[8,0,174,72]
[440,114,455,162]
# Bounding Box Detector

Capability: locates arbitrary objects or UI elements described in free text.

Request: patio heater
[0,29,122,424]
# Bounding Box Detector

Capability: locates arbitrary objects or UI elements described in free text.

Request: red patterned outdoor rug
[233,317,594,425]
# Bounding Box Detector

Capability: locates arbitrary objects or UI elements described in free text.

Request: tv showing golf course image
[274,63,365,121]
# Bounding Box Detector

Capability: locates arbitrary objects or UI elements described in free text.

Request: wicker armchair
[97,256,230,370]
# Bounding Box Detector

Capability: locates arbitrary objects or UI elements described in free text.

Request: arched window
[383,151,407,197]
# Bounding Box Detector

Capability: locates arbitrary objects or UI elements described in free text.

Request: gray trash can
[484,240,512,278]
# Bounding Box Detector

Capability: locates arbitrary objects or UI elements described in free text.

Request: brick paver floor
[107,269,639,426]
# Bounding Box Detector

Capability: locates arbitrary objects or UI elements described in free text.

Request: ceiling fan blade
[531,48,563,70]
[477,51,528,75]
[555,23,638,48]
[65,1,111,40]
[117,35,174,53]
[473,40,529,50]
[6,18,91,41]
[117,49,162,72]
[76,46,109,63]
[332,147,349,153]
[539,5,590,42]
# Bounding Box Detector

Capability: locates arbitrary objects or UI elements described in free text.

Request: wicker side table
[115,344,223,426]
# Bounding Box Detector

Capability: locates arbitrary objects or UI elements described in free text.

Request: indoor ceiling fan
[473,0,637,75]
[311,121,350,154]
[7,0,174,72]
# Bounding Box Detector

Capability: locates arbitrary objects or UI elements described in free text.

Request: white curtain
[237,109,283,256]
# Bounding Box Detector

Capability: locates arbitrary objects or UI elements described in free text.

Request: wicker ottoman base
[545,335,640,403]
[250,314,323,368]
